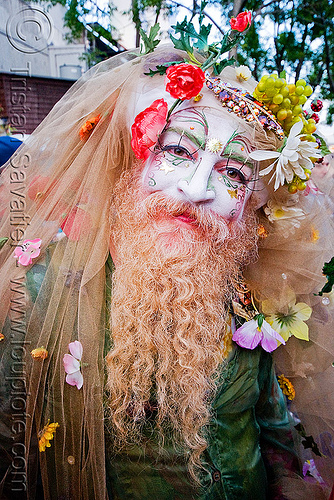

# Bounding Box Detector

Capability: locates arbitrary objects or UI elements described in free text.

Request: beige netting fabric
[246,183,334,497]
[0,45,333,499]
[0,50,141,500]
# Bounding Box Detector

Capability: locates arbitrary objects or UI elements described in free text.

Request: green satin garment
[105,345,298,500]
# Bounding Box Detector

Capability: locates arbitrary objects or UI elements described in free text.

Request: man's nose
[177,158,215,203]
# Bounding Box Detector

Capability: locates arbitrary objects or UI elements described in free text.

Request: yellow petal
[271,319,290,341]
[290,319,309,341]
[293,302,312,321]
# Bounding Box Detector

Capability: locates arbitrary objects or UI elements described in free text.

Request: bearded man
[0,36,333,500]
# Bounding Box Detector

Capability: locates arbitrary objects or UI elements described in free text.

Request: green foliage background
[31,0,334,123]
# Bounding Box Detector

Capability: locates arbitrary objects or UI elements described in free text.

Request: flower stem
[167,99,182,121]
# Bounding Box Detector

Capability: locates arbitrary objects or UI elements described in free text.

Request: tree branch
[323,27,334,94]
[294,24,308,82]
[167,0,226,35]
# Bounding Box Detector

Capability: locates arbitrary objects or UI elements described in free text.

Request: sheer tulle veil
[0,46,333,499]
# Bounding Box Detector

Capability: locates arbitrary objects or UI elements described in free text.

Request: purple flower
[63,340,83,389]
[14,238,41,266]
[303,459,325,484]
[232,316,285,352]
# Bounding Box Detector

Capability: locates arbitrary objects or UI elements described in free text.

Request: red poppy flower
[165,63,205,100]
[131,99,168,161]
[230,11,252,32]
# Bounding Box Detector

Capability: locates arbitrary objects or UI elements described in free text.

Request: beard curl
[106,170,258,483]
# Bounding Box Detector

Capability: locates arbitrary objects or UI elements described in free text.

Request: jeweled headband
[205,74,285,141]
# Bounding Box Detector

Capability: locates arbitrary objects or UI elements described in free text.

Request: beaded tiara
[205,74,284,141]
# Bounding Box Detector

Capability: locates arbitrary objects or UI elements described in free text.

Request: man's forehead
[167,106,251,134]
[164,107,254,154]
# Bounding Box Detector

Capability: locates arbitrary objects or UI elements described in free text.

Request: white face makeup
[141,108,256,221]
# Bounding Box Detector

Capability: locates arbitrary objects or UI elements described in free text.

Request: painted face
[141,108,256,221]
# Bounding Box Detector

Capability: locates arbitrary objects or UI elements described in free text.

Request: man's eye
[162,145,194,159]
[173,147,188,156]
[218,167,246,183]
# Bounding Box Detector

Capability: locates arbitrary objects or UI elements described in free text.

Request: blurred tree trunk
[229,0,247,60]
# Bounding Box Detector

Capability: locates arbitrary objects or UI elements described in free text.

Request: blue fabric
[0,136,22,168]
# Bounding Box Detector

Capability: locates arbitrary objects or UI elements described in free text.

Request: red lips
[173,211,198,225]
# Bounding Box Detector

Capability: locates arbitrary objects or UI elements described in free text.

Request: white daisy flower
[235,65,252,82]
[206,138,224,153]
[264,199,305,235]
[249,121,322,190]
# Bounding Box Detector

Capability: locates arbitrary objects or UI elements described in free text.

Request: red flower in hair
[230,11,252,32]
[165,64,205,100]
[131,99,168,161]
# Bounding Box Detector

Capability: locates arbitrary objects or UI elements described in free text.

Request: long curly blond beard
[106,170,258,481]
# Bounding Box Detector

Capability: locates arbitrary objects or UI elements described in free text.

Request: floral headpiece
[205,74,284,140]
[131,7,326,194]
[131,10,254,161]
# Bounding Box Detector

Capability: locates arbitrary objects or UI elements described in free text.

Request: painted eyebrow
[162,126,205,150]
[221,152,254,170]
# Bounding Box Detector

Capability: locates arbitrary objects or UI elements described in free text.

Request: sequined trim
[205,74,284,140]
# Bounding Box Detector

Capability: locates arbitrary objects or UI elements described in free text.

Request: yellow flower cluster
[38,421,59,452]
[277,374,296,400]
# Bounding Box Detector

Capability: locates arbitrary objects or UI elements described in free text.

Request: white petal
[283,150,298,162]
[290,120,304,137]
[249,150,280,161]
[259,160,278,177]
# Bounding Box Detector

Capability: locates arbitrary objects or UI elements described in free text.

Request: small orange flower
[0,333,4,341]
[79,114,101,141]
[31,347,48,360]
[38,421,59,452]
[257,224,269,238]
[310,227,319,242]
[277,374,295,400]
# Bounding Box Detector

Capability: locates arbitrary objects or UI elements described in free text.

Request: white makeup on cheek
[141,108,255,221]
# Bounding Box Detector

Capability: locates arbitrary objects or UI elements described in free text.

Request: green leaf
[170,18,212,58]
[193,24,212,53]
[318,256,334,295]
[279,70,287,79]
[213,58,235,75]
[0,237,8,250]
[139,23,161,55]
[255,313,265,329]
[144,61,181,77]
[313,133,331,156]
[294,423,323,457]
[170,19,194,55]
